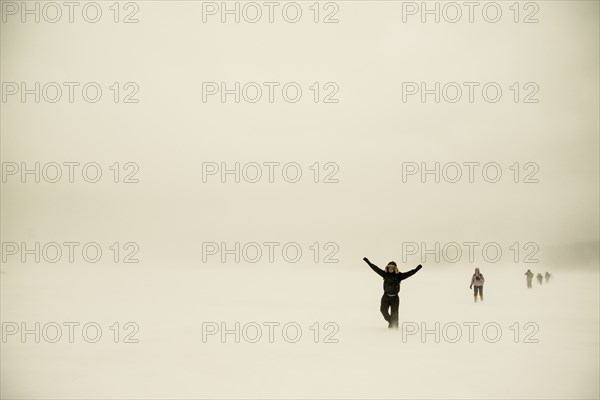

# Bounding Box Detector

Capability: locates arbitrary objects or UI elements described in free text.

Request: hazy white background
[1,1,599,398]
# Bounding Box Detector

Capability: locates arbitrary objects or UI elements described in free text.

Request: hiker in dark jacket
[536,273,544,285]
[363,257,422,329]
[469,267,484,302]
[545,272,552,284]
[525,269,534,288]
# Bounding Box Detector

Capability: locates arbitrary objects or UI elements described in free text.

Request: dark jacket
[365,260,422,295]
[525,270,534,280]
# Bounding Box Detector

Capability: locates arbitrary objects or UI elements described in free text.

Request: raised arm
[400,264,423,280]
[363,257,385,277]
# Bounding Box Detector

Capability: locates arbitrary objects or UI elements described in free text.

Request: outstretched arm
[363,257,385,277]
[400,264,423,280]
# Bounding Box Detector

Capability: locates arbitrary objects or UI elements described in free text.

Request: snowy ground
[1,262,598,399]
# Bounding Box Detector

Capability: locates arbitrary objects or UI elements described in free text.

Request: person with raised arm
[363,257,423,329]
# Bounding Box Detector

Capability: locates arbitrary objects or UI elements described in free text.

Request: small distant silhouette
[536,273,544,285]
[469,267,485,302]
[525,270,534,288]
[363,257,422,329]
[545,272,552,284]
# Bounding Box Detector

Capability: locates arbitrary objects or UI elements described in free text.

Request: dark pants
[380,294,399,328]
[473,285,483,301]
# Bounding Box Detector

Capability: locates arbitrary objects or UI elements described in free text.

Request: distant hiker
[363,257,422,329]
[525,270,534,288]
[545,272,552,284]
[469,267,485,302]
[537,273,543,285]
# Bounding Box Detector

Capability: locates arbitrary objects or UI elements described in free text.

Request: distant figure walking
[525,270,534,288]
[545,272,552,284]
[363,257,422,329]
[469,267,485,302]
[536,273,544,285]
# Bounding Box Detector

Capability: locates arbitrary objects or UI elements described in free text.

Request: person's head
[475,267,480,274]
[385,261,399,274]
